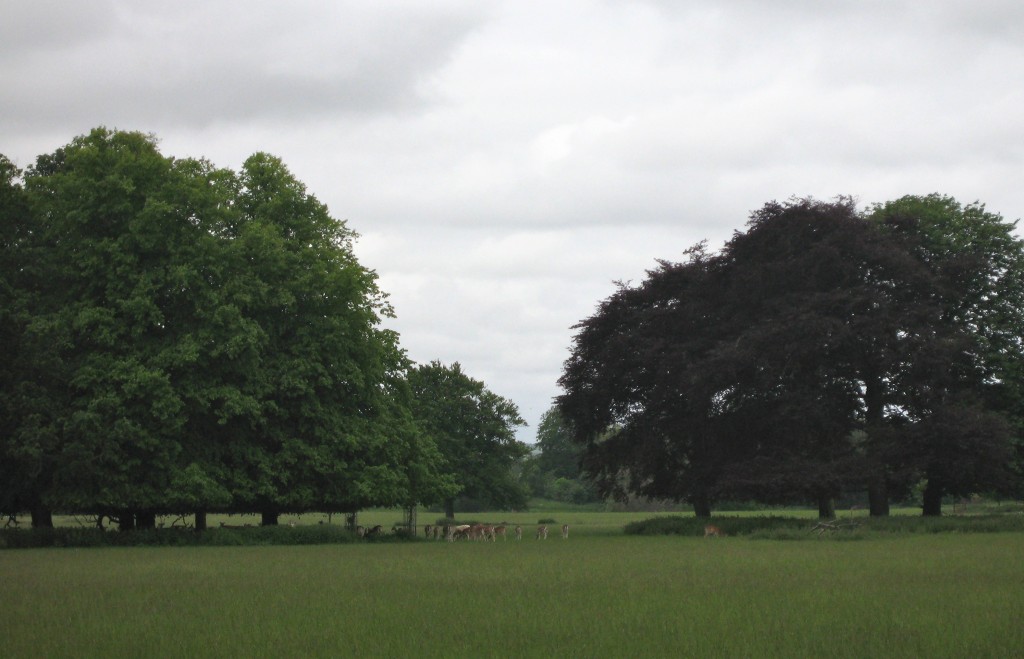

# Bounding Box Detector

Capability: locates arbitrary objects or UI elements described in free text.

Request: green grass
[3,532,1023,657]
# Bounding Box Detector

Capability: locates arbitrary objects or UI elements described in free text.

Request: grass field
[3,526,1023,657]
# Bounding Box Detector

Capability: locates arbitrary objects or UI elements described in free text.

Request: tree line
[1,128,528,530]
[558,196,1024,517]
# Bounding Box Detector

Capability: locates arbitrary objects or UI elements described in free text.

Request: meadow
[3,516,1023,657]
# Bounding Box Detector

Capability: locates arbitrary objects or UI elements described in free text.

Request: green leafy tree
[868,194,1024,513]
[17,130,200,528]
[534,407,580,479]
[0,154,56,526]
[211,152,411,524]
[407,361,529,517]
[523,406,600,503]
[4,128,437,527]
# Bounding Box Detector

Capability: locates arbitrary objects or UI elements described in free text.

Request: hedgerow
[623,514,1024,539]
[0,525,409,549]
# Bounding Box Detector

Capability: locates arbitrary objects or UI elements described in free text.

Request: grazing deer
[448,524,471,541]
[537,525,549,540]
[704,524,725,537]
[432,525,441,540]
[492,525,507,541]
[561,524,569,539]
[514,525,522,540]
[424,524,433,539]
[366,524,383,537]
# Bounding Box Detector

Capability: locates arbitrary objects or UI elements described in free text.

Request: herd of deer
[350,523,569,541]
[351,523,725,539]
[224,520,726,538]
[416,523,571,541]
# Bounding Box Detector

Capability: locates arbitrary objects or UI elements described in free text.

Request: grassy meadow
[3,518,1023,658]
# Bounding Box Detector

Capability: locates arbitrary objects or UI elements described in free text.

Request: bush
[0,524,372,549]
[623,514,1024,539]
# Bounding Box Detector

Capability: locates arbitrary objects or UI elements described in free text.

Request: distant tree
[534,407,580,479]
[522,406,601,503]
[406,361,529,517]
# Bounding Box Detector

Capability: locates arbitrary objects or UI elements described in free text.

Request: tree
[208,151,414,524]
[406,361,529,517]
[534,407,581,479]
[13,130,199,528]
[3,128,436,527]
[706,198,965,517]
[523,406,600,503]
[868,194,1024,512]
[0,155,56,526]
[558,243,726,516]
[559,197,1018,517]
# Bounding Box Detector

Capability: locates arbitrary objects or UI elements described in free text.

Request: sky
[3,0,1023,442]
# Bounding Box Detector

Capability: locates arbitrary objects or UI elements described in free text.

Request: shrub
[0,524,371,549]
[623,514,1024,539]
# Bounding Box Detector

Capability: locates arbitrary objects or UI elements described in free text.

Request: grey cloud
[6,0,1024,442]
[1,1,488,132]
[0,1,115,58]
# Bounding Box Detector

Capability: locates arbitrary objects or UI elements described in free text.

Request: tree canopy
[558,197,1023,517]
[0,128,451,528]
[406,361,529,516]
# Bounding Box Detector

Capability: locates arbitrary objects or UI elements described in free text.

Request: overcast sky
[4,0,1023,442]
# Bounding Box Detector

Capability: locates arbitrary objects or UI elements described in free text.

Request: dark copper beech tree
[558,197,1020,517]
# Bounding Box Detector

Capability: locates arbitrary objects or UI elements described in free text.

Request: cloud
[0,1,487,132]
[4,0,1024,441]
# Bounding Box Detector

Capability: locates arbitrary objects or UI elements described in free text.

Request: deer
[424,524,433,539]
[514,525,522,540]
[704,524,725,537]
[536,525,549,540]
[492,525,507,541]
[448,524,471,541]
[561,524,569,539]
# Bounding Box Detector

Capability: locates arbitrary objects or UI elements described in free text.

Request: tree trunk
[194,511,207,531]
[118,512,136,531]
[921,480,943,516]
[868,478,890,517]
[692,492,712,518]
[444,498,455,520]
[261,511,279,526]
[404,505,417,536]
[817,496,836,519]
[136,511,156,529]
[30,508,53,529]
[864,370,890,517]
